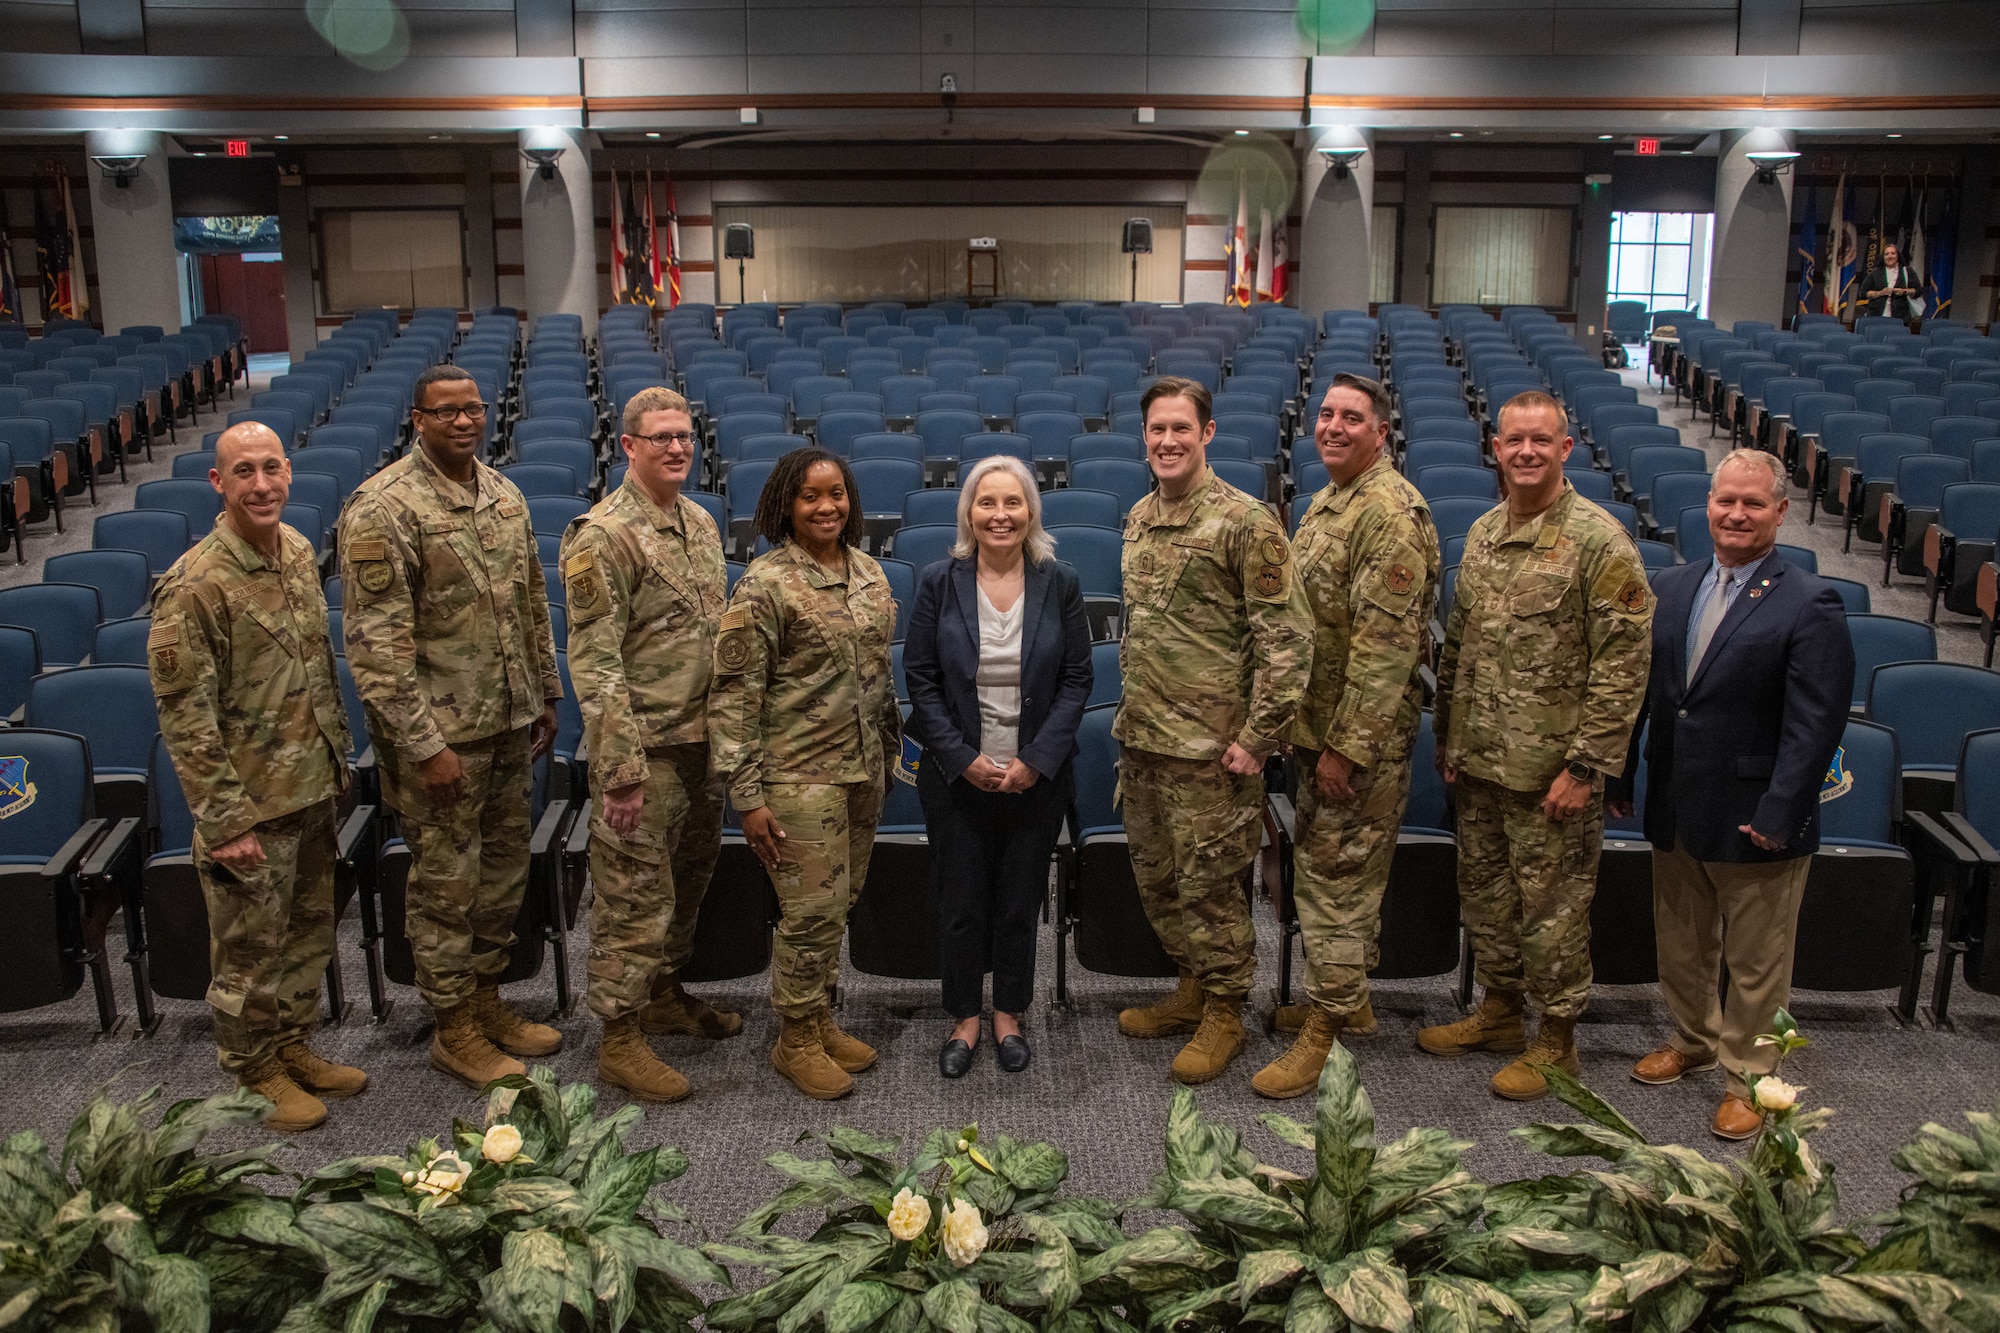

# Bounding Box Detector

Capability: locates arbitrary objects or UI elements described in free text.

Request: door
[198,252,289,355]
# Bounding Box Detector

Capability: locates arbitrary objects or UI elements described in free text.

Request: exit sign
[1635,138,1660,156]
[225,139,249,158]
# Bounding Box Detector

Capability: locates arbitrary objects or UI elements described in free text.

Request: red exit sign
[225,139,250,158]
[1635,138,1660,156]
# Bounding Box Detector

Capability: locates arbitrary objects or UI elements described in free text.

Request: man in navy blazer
[1615,448,1852,1140]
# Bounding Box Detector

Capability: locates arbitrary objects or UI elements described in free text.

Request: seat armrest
[529,798,570,856]
[1940,811,2000,865]
[1268,791,1296,841]
[45,817,109,879]
[564,799,593,855]
[1908,811,1979,865]
[335,805,377,862]
[77,817,141,879]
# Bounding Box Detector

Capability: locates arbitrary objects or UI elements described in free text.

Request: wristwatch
[1565,760,1596,783]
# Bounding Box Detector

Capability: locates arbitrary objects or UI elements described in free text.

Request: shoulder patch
[1258,534,1289,567]
[1385,563,1414,595]
[356,560,394,596]
[149,617,193,693]
[346,537,386,563]
[564,548,597,579]
[719,605,749,632]
[496,497,525,519]
[147,619,180,649]
[1252,564,1287,598]
[1615,579,1650,613]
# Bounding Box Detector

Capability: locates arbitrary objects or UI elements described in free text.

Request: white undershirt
[975,584,1024,764]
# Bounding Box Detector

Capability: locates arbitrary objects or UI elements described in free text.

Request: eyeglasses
[632,431,696,450]
[414,403,489,423]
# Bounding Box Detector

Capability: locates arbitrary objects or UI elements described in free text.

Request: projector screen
[710,204,1186,305]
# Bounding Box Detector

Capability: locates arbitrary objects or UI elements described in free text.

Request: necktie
[1687,568,1735,684]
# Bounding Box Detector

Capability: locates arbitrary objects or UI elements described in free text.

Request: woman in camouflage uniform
[708,449,902,1099]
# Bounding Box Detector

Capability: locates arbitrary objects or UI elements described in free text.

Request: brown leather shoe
[471,984,563,1058]
[1631,1045,1717,1086]
[279,1042,369,1098]
[1713,1093,1764,1141]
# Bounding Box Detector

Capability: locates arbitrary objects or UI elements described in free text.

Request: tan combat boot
[1250,1007,1342,1099]
[814,1008,878,1073]
[598,1014,691,1104]
[238,1061,328,1132]
[1170,994,1247,1085]
[1118,971,1205,1038]
[641,976,744,1039]
[471,983,563,1057]
[430,1002,528,1090]
[1492,1013,1581,1102]
[1415,991,1527,1057]
[1273,997,1377,1037]
[771,1016,854,1100]
[278,1042,369,1097]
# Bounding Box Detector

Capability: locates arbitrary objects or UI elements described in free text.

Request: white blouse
[975,584,1024,764]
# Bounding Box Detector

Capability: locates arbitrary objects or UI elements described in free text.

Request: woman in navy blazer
[904,457,1093,1076]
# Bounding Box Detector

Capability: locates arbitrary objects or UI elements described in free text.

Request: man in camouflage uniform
[1115,376,1313,1085]
[1420,390,1653,1100]
[151,422,361,1132]
[1254,375,1439,1099]
[340,364,565,1090]
[562,386,734,1103]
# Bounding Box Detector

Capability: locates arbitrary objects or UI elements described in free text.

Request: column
[1709,128,1796,330]
[1573,144,1615,348]
[82,130,181,334]
[1398,142,1433,309]
[518,128,596,334]
[462,147,498,313]
[1297,126,1374,322]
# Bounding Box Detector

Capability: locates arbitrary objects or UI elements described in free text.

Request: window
[1370,204,1399,306]
[1607,211,1712,318]
[1431,206,1574,308]
[319,208,464,313]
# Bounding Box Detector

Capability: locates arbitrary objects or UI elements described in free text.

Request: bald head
[215,421,283,472]
[210,422,291,553]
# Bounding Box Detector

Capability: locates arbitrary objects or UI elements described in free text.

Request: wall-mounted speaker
[1121,218,1153,255]
[724,223,755,260]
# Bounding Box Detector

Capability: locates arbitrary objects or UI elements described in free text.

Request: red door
[199,253,289,355]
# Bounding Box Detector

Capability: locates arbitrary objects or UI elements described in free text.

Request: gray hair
[952,456,1055,563]
[1715,448,1787,502]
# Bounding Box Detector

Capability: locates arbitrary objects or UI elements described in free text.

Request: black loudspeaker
[1122,218,1153,255]
[724,224,755,260]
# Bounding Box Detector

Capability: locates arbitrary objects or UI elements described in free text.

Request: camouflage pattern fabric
[1433,481,1653,793]
[1455,773,1605,1017]
[378,728,533,1009]
[584,743,723,1020]
[707,542,901,813]
[1114,467,1312,763]
[196,799,337,1074]
[338,447,562,763]
[1119,747,1261,999]
[1291,753,1413,1018]
[560,482,727,790]
[151,520,350,848]
[760,778,883,1019]
[1286,456,1439,765]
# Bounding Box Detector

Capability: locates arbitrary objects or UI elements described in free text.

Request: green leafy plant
[707,1122,1219,1333]
[0,1081,308,1333]
[277,1066,721,1333]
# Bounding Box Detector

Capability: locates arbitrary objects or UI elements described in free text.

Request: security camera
[940,73,958,95]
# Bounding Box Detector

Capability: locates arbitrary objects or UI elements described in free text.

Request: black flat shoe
[939,1038,976,1078]
[997,1034,1031,1073]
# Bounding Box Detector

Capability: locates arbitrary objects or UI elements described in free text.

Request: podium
[968,245,1000,299]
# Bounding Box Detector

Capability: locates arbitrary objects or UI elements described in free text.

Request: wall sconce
[1317,144,1367,180]
[1745,149,1800,184]
[89,154,147,188]
[521,146,566,181]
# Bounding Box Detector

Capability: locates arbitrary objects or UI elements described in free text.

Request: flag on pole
[1231,175,1253,307]
[1795,185,1817,319]
[662,174,683,309]
[642,171,665,309]
[1907,184,1928,319]
[1855,175,1886,321]
[1826,172,1859,319]
[1254,205,1274,302]
[609,170,631,304]
[1929,188,1957,319]
[1271,219,1289,306]
[34,163,84,323]
[0,195,18,325]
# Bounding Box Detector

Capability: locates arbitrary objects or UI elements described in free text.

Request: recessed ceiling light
[1887,133,1903,138]
[1680,150,1693,155]
[1597,134,1613,140]
[1448,132,1464,138]
[273,135,288,141]
[1233,129,1249,136]
[646,132,661,139]
[191,151,207,157]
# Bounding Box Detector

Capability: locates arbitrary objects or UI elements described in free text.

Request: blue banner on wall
[174,215,280,254]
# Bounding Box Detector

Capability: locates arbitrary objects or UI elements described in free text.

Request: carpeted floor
[0,351,1990,1246]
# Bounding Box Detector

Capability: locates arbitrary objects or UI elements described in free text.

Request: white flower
[411,1151,472,1199]
[886,1188,932,1242]
[941,1198,988,1268]
[481,1124,524,1164]
[1754,1077,1804,1112]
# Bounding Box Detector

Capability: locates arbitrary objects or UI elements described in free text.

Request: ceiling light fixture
[1744,149,1801,183]
[646,132,661,139]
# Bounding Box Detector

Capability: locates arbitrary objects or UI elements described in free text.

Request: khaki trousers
[1653,841,1812,1097]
